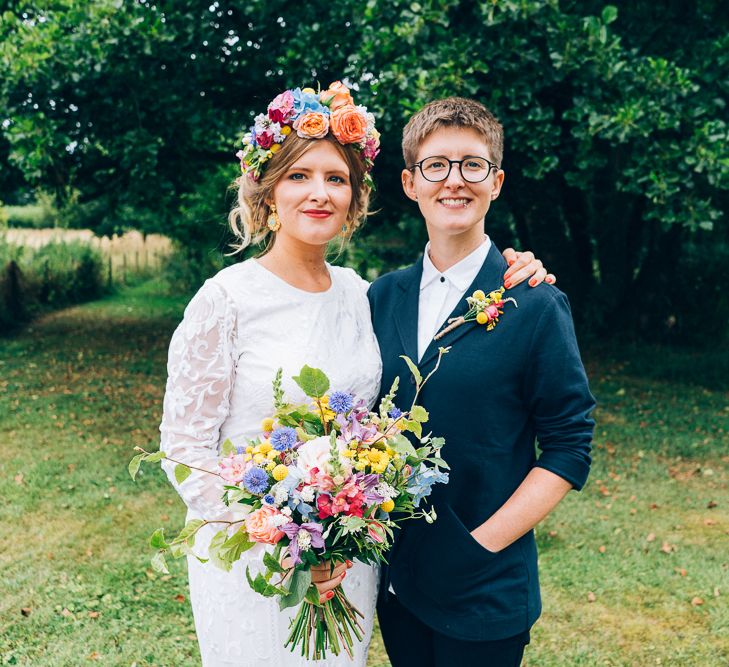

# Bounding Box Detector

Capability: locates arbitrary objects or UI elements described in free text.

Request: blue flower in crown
[291,88,328,118]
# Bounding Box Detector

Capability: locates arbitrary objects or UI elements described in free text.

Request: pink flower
[267,90,295,124]
[308,466,336,492]
[367,520,387,543]
[256,131,274,149]
[485,305,499,320]
[245,506,286,544]
[219,454,249,484]
[362,137,380,162]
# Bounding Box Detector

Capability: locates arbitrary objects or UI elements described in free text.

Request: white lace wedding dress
[159,258,383,666]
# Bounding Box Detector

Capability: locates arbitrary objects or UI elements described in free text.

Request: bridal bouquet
[130,350,449,660]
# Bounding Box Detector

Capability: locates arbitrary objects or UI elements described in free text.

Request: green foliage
[292,365,331,399]
[1,1,727,339]
[0,238,106,333]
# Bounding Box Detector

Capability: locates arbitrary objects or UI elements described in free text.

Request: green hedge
[0,238,105,334]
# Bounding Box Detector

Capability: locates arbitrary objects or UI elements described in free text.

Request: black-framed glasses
[407,156,500,183]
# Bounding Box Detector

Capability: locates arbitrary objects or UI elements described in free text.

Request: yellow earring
[339,222,349,238]
[267,203,281,232]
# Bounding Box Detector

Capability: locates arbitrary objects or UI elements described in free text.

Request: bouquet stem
[286,589,365,660]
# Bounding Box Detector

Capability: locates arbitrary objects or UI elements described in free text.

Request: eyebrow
[287,166,350,176]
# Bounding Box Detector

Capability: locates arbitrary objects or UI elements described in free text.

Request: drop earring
[267,203,281,232]
[339,222,349,237]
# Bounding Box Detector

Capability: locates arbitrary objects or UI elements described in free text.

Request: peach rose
[321,81,354,111]
[293,112,329,139]
[245,506,286,544]
[330,105,368,144]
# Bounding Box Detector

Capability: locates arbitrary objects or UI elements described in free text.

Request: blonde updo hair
[228,133,371,254]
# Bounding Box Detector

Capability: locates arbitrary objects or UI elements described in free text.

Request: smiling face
[271,140,353,248]
[402,126,504,246]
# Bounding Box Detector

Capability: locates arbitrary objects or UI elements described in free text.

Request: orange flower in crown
[235,81,380,187]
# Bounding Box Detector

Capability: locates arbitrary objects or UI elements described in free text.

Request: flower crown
[235,81,381,188]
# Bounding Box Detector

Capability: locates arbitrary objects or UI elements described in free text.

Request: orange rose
[245,506,286,545]
[293,112,329,139]
[321,81,354,111]
[330,105,368,144]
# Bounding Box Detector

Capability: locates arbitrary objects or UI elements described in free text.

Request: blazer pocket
[407,505,497,601]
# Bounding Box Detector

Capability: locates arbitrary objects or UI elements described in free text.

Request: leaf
[389,434,417,458]
[402,419,422,439]
[279,568,312,610]
[171,519,205,544]
[149,528,168,550]
[207,530,233,572]
[263,550,286,574]
[145,450,166,463]
[410,405,429,423]
[305,583,322,605]
[292,365,330,398]
[601,5,618,24]
[245,567,286,597]
[151,551,169,574]
[174,464,192,484]
[128,454,143,481]
[221,438,237,456]
[219,530,256,561]
[399,355,422,387]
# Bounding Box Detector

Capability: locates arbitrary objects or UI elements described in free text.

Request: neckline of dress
[250,258,336,297]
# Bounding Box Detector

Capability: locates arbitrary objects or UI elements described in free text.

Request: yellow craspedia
[270,143,281,153]
[476,311,489,325]
[472,289,486,301]
[272,464,289,481]
[261,418,275,432]
[301,87,316,94]
[380,499,395,513]
[281,125,292,136]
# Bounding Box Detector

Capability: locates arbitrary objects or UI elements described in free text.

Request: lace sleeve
[159,280,238,521]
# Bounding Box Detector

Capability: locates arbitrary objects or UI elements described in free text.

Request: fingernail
[345,559,353,568]
[504,280,511,289]
[326,591,335,600]
[529,279,536,287]
[508,259,515,266]
[341,571,347,579]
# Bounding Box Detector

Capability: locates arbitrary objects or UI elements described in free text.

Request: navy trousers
[377,592,529,667]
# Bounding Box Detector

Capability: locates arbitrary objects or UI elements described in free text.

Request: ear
[401,168,417,202]
[490,169,505,201]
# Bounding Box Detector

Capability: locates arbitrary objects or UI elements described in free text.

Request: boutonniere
[434,287,517,340]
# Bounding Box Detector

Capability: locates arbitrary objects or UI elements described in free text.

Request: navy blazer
[367,243,595,641]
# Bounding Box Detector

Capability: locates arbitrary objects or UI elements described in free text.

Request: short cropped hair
[401,97,504,168]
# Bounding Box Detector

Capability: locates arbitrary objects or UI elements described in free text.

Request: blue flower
[236,445,246,455]
[270,427,298,452]
[388,407,403,420]
[242,467,269,495]
[262,494,276,505]
[329,391,354,414]
[290,87,327,118]
[406,464,449,507]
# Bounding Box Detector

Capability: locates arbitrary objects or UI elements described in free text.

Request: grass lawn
[1,280,727,666]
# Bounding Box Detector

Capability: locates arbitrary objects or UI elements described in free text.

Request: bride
[158,83,549,666]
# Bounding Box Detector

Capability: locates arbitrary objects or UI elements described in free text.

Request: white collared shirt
[417,236,491,361]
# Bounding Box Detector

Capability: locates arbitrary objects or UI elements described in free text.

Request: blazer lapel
[392,260,423,363]
[419,243,507,368]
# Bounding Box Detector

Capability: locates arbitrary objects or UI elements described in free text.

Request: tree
[1,1,727,338]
